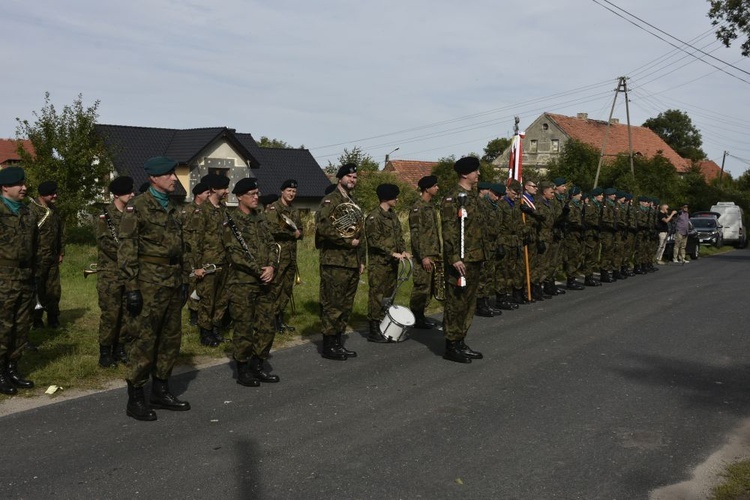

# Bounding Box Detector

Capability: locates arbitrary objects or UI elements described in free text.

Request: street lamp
[384,147,399,168]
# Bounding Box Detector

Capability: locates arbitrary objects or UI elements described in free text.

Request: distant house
[95,125,331,210]
[696,159,723,182]
[382,159,438,188]
[0,139,34,168]
[496,112,693,177]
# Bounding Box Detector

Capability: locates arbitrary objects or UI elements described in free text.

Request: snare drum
[379,305,416,342]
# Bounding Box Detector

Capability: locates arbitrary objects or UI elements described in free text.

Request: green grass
[713,460,750,499]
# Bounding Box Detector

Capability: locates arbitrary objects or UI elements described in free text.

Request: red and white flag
[507,131,525,184]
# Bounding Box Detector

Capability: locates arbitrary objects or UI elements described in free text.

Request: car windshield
[691,218,717,229]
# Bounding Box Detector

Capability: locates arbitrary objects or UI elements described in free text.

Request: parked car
[709,202,747,248]
[690,216,723,247]
[663,228,700,261]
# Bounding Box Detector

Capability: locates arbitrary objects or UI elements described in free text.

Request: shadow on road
[236,438,262,498]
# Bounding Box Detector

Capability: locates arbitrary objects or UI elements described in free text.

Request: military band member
[192,174,231,348]
[409,175,441,329]
[365,183,410,342]
[315,163,364,361]
[266,179,303,334]
[183,181,210,326]
[440,157,485,364]
[30,180,64,329]
[223,178,280,387]
[118,156,191,421]
[0,167,37,395]
[96,176,135,368]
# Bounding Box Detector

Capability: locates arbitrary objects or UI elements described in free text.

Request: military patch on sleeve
[99,214,106,219]
[323,199,331,205]
[126,206,135,213]
[444,197,453,202]
[268,206,276,211]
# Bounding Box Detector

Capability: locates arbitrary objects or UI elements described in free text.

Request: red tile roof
[546,113,691,172]
[0,139,34,166]
[697,159,722,181]
[383,160,438,188]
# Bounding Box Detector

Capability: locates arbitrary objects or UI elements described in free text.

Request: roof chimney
[576,113,588,120]
[610,118,620,125]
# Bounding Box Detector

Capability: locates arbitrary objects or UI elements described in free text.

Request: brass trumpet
[431,260,446,302]
[83,263,98,278]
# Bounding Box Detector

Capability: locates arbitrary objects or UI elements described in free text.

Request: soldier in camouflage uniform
[633,196,652,274]
[623,193,638,275]
[535,181,559,297]
[316,164,364,361]
[95,176,135,368]
[118,156,191,422]
[613,191,630,279]
[548,178,570,295]
[440,157,485,364]
[266,179,304,334]
[192,174,231,347]
[598,188,618,283]
[562,186,585,290]
[408,175,441,329]
[519,180,548,301]
[365,183,410,342]
[182,182,210,327]
[476,183,503,317]
[582,188,603,287]
[223,178,280,387]
[0,167,37,395]
[30,180,64,329]
[497,181,528,305]
[487,183,515,311]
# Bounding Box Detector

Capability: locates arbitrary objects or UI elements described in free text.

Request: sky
[3,0,750,177]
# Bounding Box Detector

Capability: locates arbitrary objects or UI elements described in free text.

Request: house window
[542,123,549,131]
[208,168,230,177]
[529,140,538,153]
[551,139,559,153]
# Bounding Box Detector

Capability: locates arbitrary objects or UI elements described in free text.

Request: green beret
[569,186,582,196]
[624,193,633,200]
[604,187,617,196]
[553,177,567,186]
[454,156,480,175]
[638,195,649,202]
[477,182,492,191]
[0,166,25,186]
[489,183,506,195]
[144,156,178,176]
[591,187,604,196]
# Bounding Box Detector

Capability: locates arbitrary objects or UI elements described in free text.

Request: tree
[325,146,380,175]
[258,136,304,149]
[16,93,114,227]
[545,140,600,191]
[430,154,497,190]
[482,137,511,163]
[708,0,750,56]
[642,109,706,162]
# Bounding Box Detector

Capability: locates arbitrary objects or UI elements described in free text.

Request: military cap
[569,186,582,196]
[489,183,506,195]
[205,174,230,190]
[590,187,604,196]
[376,183,400,201]
[109,176,134,196]
[324,184,337,195]
[637,195,649,202]
[553,177,567,186]
[417,175,437,190]
[615,190,626,198]
[37,180,58,196]
[144,156,178,176]
[454,156,480,175]
[232,178,258,195]
[192,182,209,196]
[0,166,25,186]
[280,179,298,190]
[624,193,633,200]
[336,163,357,179]
[139,182,150,194]
[260,193,279,206]
[539,181,555,191]
[604,187,617,196]
[477,182,492,191]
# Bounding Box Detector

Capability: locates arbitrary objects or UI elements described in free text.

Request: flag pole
[508,116,532,302]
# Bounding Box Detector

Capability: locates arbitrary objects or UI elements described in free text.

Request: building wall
[187,140,253,205]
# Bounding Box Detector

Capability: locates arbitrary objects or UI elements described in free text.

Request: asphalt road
[3,250,750,499]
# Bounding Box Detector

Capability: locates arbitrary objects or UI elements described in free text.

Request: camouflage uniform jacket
[626,203,638,232]
[600,199,616,232]
[536,198,556,243]
[180,201,202,271]
[266,200,303,264]
[365,206,406,266]
[498,197,526,248]
[408,198,441,260]
[0,200,37,281]
[222,208,277,286]
[583,200,602,232]
[30,200,64,265]
[441,186,485,264]
[316,188,365,268]
[118,191,188,292]
[480,196,501,258]
[96,202,124,277]
[193,201,228,268]
[636,205,651,230]
[566,199,584,232]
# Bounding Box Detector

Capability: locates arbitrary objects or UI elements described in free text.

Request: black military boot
[6,359,33,389]
[0,369,18,395]
[211,326,227,344]
[249,356,280,383]
[623,265,635,277]
[599,270,614,283]
[236,361,261,386]
[273,314,284,333]
[199,327,220,348]
[334,332,357,358]
[584,275,601,287]
[47,314,60,329]
[475,297,495,317]
[511,288,526,305]
[633,265,646,275]
[278,312,295,332]
[553,280,567,294]
[98,345,118,368]
[367,320,390,343]
[32,310,44,329]
[612,269,625,280]
[458,340,483,360]
[126,382,157,421]
[413,310,437,329]
[150,378,191,411]
[188,309,198,326]
[113,343,129,364]
[532,283,549,300]
[543,280,559,296]
[566,277,585,290]
[521,287,536,303]
[321,335,347,361]
[443,340,471,364]
[495,293,518,310]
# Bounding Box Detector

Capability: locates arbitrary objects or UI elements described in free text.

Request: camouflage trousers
[499,245,526,290]
[187,276,198,313]
[271,259,297,315]
[196,266,229,331]
[36,261,61,317]
[230,283,276,362]
[96,274,128,347]
[582,232,600,275]
[477,260,495,299]
[0,277,32,361]
[320,265,360,336]
[126,281,183,387]
[443,261,481,341]
[538,237,556,282]
[368,260,397,321]
[409,258,435,313]
[600,231,616,271]
[564,232,583,278]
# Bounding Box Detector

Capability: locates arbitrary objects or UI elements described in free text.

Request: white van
[710,202,747,248]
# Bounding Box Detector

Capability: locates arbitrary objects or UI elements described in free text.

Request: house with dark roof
[95,125,331,210]
[0,139,34,168]
[382,160,439,188]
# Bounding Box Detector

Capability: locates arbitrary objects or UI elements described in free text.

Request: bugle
[83,263,98,278]
[431,260,446,302]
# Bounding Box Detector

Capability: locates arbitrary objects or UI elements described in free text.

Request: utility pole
[384,147,399,169]
[719,150,728,187]
[594,77,633,188]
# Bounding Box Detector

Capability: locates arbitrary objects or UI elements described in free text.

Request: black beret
[324,184,337,195]
[280,179,298,190]
[336,163,357,179]
[139,182,150,194]
[454,156,480,175]
[144,156,178,176]
[590,187,604,196]
[0,166,25,186]
[37,180,58,196]
[417,175,437,190]
[232,178,258,195]
[192,182,209,196]
[553,177,567,186]
[569,186,582,196]
[259,193,279,206]
[206,174,230,190]
[477,182,491,191]
[489,183,506,195]
[109,176,133,196]
[376,183,400,201]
